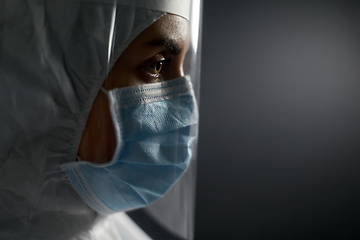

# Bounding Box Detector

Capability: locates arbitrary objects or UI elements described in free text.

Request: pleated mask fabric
[61,77,198,214]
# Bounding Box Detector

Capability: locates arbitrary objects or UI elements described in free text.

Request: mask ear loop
[74,87,110,164]
[76,87,109,163]
[101,87,109,95]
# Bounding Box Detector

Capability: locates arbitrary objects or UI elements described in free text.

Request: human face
[78,14,190,163]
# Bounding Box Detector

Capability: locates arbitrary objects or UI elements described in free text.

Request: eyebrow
[146,38,182,56]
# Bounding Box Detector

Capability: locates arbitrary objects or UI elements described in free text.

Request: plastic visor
[104,1,202,239]
[132,1,203,240]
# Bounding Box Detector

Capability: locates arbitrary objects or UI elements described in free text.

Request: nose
[166,58,185,80]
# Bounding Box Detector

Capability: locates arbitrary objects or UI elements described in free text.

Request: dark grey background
[195,1,360,239]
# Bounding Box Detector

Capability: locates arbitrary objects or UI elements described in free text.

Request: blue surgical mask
[60,77,198,214]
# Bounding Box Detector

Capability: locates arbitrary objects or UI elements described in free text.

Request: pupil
[155,62,162,72]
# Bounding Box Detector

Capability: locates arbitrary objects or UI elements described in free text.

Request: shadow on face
[78,14,190,163]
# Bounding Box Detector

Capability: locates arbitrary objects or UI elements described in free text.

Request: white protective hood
[0,0,199,239]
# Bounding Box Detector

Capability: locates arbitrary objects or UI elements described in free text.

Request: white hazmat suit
[0,0,201,239]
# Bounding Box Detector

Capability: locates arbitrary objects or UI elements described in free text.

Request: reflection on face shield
[0,0,200,239]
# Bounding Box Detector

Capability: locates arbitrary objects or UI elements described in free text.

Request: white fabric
[0,1,163,238]
[70,0,191,20]
[136,0,191,20]
[0,0,200,238]
[77,213,152,240]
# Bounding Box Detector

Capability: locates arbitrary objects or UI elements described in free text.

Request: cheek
[167,56,186,80]
[104,63,139,88]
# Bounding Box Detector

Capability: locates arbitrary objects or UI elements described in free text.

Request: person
[0,1,201,239]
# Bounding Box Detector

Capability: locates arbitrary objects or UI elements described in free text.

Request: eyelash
[143,57,172,82]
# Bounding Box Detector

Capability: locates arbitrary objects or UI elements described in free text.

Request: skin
[77,14,190,163]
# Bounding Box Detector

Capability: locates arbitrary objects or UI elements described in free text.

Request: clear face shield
[0,0,202,239]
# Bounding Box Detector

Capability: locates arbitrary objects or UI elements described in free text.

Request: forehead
[116,14,190,65]
[141,14,190,48]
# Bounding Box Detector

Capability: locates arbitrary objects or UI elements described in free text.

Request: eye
[146,60,164,75]
[142,54,172,82]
